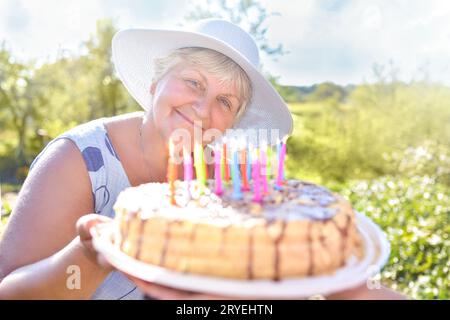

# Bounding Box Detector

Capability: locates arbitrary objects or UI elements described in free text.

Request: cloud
[0,0,188,62]
[0,0,102,60]
[262,0,450,85]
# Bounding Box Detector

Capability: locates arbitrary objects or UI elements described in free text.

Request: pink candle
[260,143,269,195]
[214,146,223,195]
[252,148,262,203]
[275,137,287,189]
[168,138,177,205]
[223,142,230,183]
[183,144,193,196]
[240,148,250,191]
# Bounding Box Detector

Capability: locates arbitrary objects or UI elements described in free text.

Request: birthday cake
[113,179,362,280]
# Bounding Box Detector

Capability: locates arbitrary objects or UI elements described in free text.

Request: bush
[338,176,449,299]
[384,140,450,187]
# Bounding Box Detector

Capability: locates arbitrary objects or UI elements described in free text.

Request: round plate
[91,212,390,298]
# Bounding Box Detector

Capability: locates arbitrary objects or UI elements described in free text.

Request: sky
[1,0,450,86]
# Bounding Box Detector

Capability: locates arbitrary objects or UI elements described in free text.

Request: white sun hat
[112,18,293,140]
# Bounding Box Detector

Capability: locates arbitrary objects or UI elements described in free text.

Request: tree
[0,45,44,166]
[306,82,346,105]
[184,0,287,65]
[83,19,139,119]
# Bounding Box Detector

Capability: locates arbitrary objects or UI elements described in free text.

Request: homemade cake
[113,179,361,280]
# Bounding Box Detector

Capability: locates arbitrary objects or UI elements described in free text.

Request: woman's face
[149,63,242,144]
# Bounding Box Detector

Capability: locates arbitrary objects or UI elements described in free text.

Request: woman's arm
[0,139,111,299]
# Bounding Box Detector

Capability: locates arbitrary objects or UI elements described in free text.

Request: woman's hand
[76,214,114,271]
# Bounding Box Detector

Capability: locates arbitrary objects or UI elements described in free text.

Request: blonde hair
[152,47,253,123]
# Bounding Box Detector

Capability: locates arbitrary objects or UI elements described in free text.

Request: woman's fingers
[76,214,113,269]
[76,214,112,242]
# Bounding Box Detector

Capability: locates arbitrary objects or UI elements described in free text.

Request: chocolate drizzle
[331,214,352,266]
[247,227,254,280]
[272,220,287,281]
[189,223,198,243]
[135,219,147,260]
[219,225,230,255]
[121,211,138,251]
[159,220,173,266]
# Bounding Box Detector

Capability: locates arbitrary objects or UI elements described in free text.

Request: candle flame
[169,138,175,158]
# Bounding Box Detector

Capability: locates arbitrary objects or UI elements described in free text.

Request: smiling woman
[0,18,294,300]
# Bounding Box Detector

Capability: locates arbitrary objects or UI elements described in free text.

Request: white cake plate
[91,212,390,298]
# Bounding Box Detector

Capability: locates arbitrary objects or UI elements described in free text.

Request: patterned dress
[30,118,144,299]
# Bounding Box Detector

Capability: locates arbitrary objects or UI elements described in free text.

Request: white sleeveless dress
[30,118,145,299]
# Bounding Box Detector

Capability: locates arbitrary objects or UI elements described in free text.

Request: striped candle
[167,138,177,205]
[246,144,252,182]
[194,140,206,193]
[260,142,269,195]
[183,144,193,197]
[222,141,230,183]
[214,145,223,195]
[252,148,262,203]
[275,137,287,190]
[266,145,272,182]
[231,144,243,200]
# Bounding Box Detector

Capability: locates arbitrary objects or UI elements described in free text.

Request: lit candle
[214,145,223,195]
[204,152,208,182]
[231,143,243,200]
[183,144,193,197]
[274,141,280,181]
[246,144,252,182]
[167,138,177,205]
[266,145,272,182]
[240,142,250,191]
[275,137,287,190]
[252,148,262,203]
[222,141,230,183]
[260,142,269,195]
[194,140,206,192]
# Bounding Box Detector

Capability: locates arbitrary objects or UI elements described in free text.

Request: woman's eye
[186,79,200,89]
[220,98,232,109]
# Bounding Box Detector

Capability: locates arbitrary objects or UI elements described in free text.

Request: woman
[0,19,404,299]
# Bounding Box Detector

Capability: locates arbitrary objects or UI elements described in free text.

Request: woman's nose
[192,98,212,125]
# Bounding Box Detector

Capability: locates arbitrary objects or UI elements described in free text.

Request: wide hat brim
[112,27,293,140]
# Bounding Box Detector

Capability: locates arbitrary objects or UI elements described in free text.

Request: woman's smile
[174,108,204,131]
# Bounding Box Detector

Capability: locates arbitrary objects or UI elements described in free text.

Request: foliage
[287,81,450,186]
[339,176,449,300]
[0,20,140,182]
